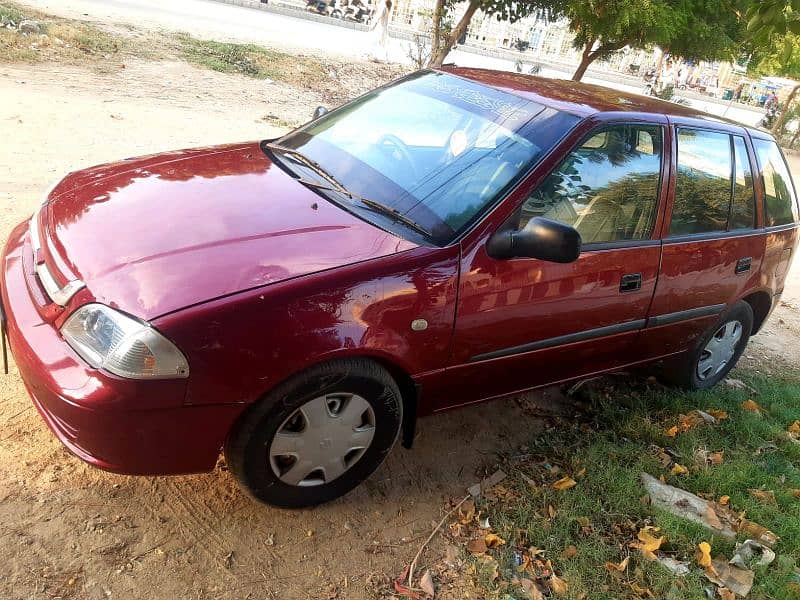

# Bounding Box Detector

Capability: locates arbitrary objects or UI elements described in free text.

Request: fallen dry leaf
[719,495,730,505]
[717,588,735,600]
[789,420,800,437]
[695,542,713,568]
[737,519,779,547]
[604,556,630,572]
[791,489,800,499]
[552,476,577,491]
[741,399,763,412]
[708,451,724,465]
[458,499,475,524]
[665,425,679,437]
[419,570,435,598]
[629,582,655,598]
[560,545,577,560]
[548,505,557,519]
[467,537,487,555]
[635,527,665,553]
[707,409,729,420]
[393,567,421,600]
[514,577,545,600]
[547,574,568,595]
[484,533,506,548]
[749,489,777,505]
[670,463,689,476]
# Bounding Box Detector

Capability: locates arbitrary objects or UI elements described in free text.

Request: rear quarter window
[753,139,799,226]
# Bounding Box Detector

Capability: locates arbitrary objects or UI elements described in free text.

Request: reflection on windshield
[278,71,578,244]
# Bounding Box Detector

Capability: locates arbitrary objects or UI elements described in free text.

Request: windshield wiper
[293,177,432,240]
[266,143,350,196]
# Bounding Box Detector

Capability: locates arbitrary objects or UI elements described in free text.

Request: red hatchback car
[2,68,798,507]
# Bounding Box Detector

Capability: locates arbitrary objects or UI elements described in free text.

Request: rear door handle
[735,257,752,274]
[620,273,642,293]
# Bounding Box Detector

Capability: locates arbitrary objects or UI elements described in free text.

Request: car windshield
[273,70,579,245]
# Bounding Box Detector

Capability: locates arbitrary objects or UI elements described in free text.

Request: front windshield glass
[276,70,579,244]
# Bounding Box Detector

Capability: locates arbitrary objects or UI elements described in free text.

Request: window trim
[728,134,757,232]
[668,126,738,238]
[514,121,668,250]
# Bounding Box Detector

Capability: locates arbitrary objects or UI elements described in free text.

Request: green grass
[175,33,326,83]
[0,2,24,25]
[470,370,800,599]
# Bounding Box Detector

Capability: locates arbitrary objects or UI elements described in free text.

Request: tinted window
[277,71,578,245]
[670,129,732,235]
[754,139,799,226]
[731,136,755,229]
[518,124,663,244]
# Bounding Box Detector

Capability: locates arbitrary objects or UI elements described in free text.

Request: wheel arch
[740,290,772,334]
[228,352,420,450]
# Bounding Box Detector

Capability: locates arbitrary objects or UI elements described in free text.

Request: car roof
[438,66,770,138]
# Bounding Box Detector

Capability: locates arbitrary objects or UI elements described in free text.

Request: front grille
[28,207,85,307]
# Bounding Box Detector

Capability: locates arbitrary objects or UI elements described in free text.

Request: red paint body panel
[46,142,415,320]
[154,245,459,409]
[1,223,244,474]
[2,72,798,477]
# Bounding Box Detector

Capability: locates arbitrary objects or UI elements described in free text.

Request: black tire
[661,301,753,390]
[224,358,402,508]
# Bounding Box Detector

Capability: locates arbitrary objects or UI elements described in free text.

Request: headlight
[61,304,189,379]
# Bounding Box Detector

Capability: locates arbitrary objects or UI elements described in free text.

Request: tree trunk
[429,0,445,64]
[427,1,479,67]
[773,83,800,137]
[572,40,625,82]
[790,124,800,149]
[572,42,595,81]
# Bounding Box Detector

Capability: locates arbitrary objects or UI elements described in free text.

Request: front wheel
[661,301,753,390]
[224,359,403,508]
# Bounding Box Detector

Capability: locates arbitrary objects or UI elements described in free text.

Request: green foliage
[746,0,800,39]
[565,0,674,59]
[661,0,748,62]
[752,32,800,79]
[0,2,23,26]
[473,369,800,599]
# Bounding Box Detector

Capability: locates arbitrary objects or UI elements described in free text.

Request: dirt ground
[1,56,800,600]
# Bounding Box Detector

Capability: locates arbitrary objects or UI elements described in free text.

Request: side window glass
[731,137,755,229]
[670,129,732,236]
[518,124,663,244]
[754,139,799,226]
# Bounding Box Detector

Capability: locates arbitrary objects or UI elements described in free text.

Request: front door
[431,121,668,411]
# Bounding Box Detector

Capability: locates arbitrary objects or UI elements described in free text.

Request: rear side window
[518,123,663,244]
[731,136,755,229]
[753,139,799,226]
[670,129,732,235]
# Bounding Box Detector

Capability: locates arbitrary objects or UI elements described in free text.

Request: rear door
[640,123,764,358]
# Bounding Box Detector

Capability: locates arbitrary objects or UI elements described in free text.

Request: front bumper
[1,221,244,475]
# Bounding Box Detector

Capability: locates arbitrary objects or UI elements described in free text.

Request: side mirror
[487,217,581,263]
[312,106,328,120]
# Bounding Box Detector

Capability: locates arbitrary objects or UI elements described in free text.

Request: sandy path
[1,57,799,599]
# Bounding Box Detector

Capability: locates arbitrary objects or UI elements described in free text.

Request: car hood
[45,142,416,320]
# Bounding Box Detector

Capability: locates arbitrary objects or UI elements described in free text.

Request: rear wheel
[661,301,753,390]
[224,359,402,508]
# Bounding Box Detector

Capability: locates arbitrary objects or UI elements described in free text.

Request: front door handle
[620,273,642,293]
[735,257,752,274]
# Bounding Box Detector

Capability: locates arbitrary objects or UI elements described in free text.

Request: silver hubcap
[697,320,742,381]
[269,393,376,487]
